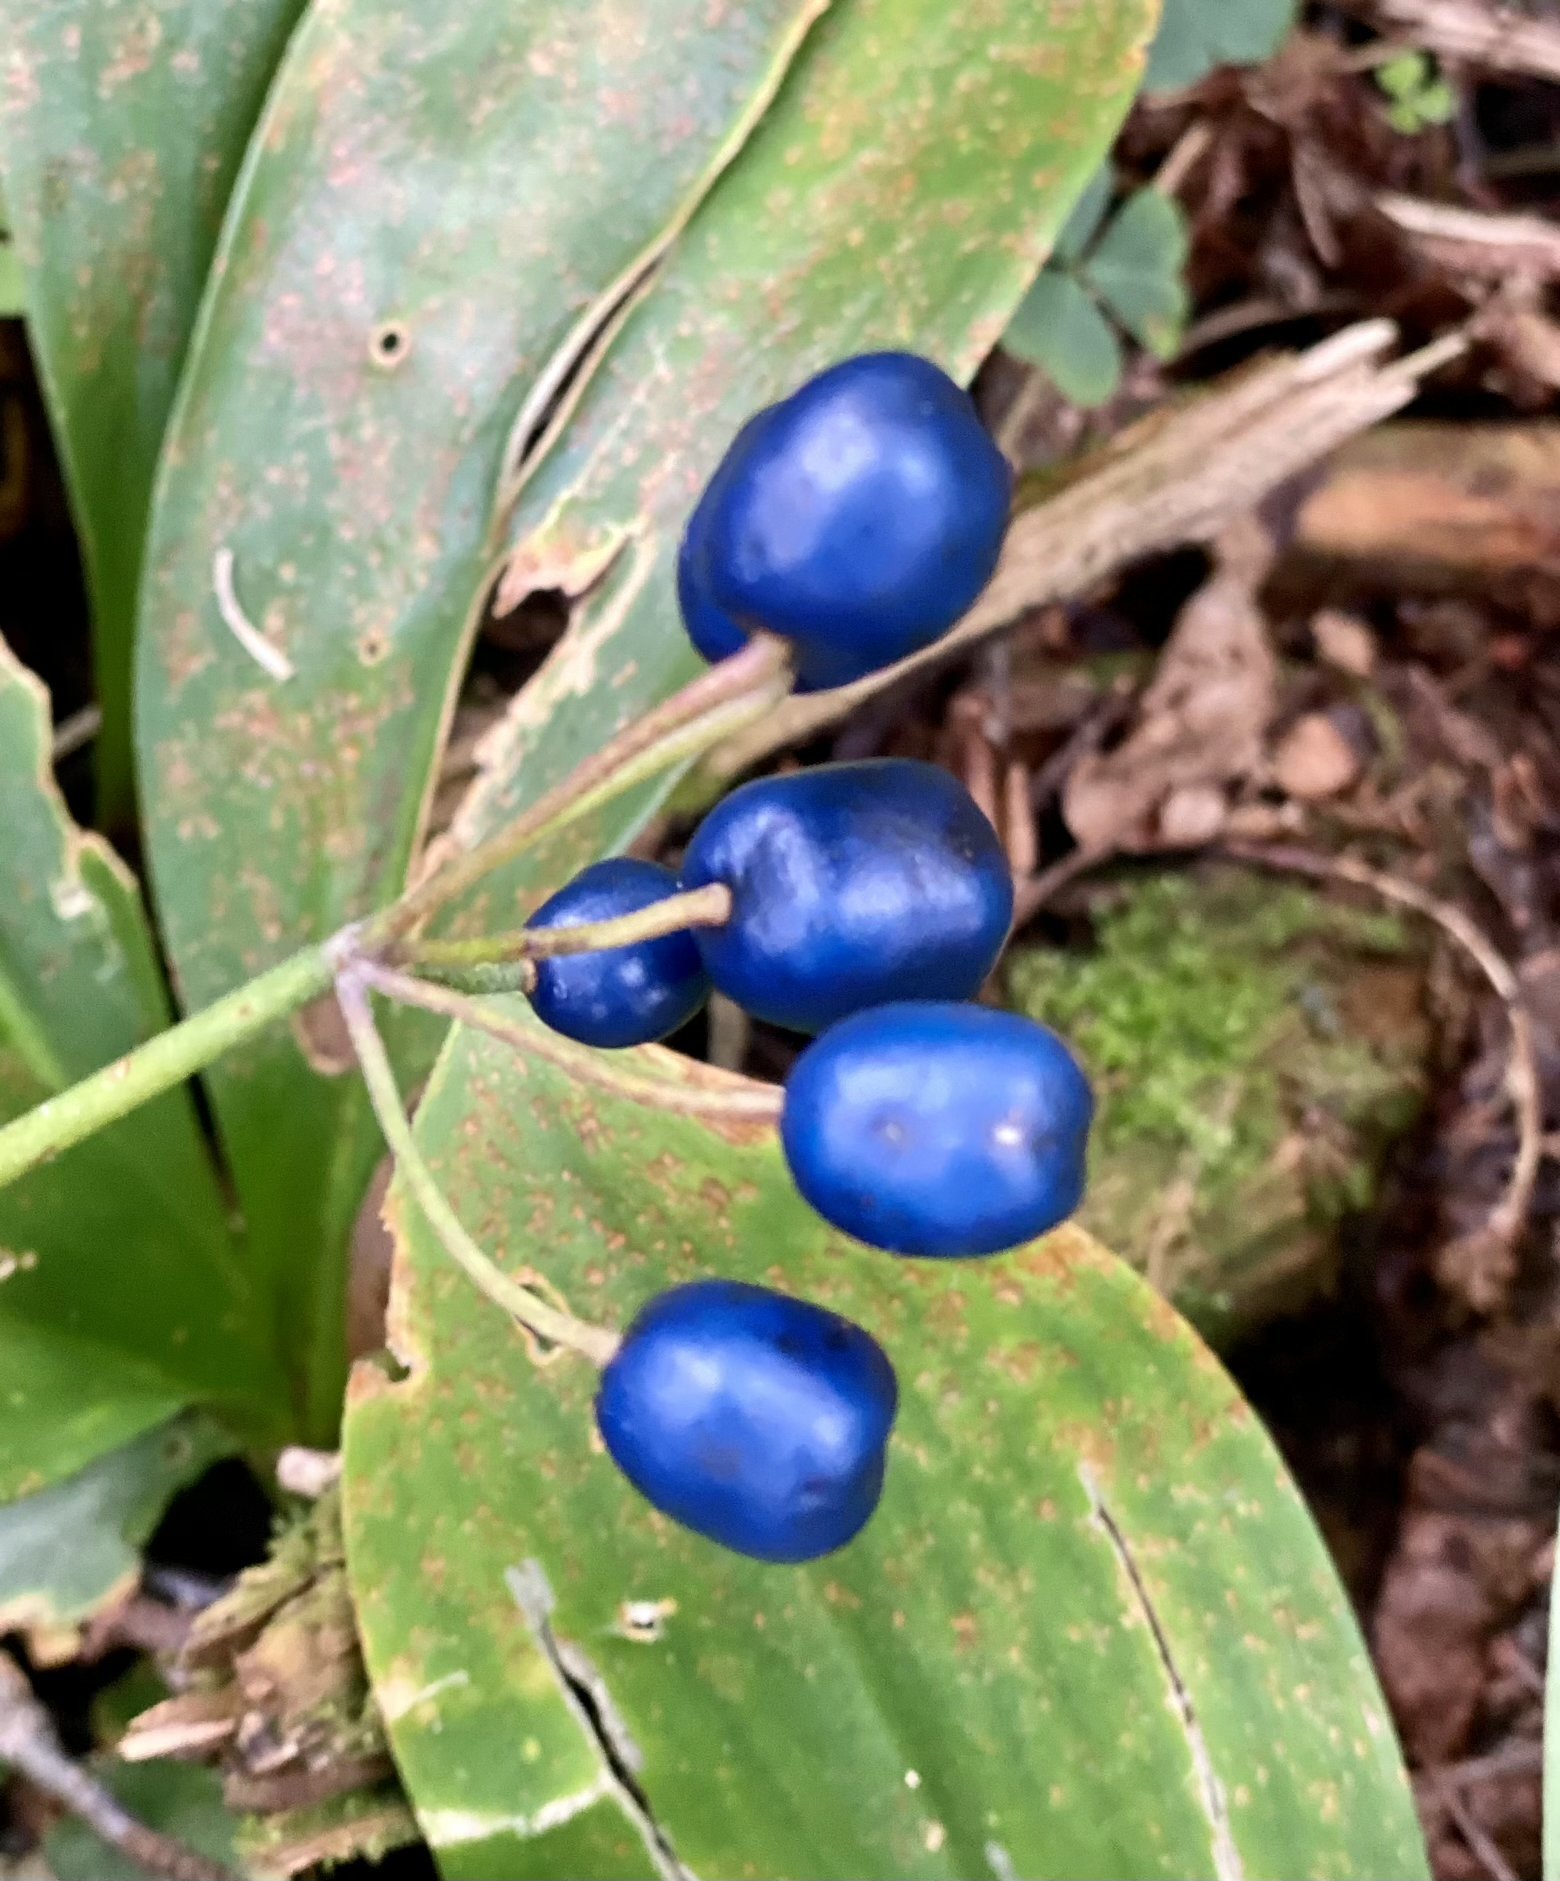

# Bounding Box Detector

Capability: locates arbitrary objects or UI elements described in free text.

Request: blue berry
[527,859,710,1049]
[680,759,1013,1034]
[678,352,1011,689]
[781,1002,1094,1258]
[595,1279,898,1562]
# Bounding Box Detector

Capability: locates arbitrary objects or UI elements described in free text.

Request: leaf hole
[369,321,411,371]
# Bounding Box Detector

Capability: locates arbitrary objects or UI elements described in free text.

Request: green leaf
[0,243,24,321]
[1145,0,1296,92]
[1054,162,1115,266]
[45,1760,238,1881]
[440,0,1156,922]
[136,0,832,1444]
[342,1017,1428,1881]
[1004,272,1124,407]
[1378,52,1430,101]
[1083,188,1191,360]
[135,0,1157,1444]
[0,636,286,1497]
[0,1414,231,1638]
[0,0,310,821]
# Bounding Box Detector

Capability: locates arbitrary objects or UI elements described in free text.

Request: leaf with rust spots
[342,1013,1426,1879]
[437,0,1164,932]
[0,0,308,818]
[136,0,831,1442]
[0,637,287,1501]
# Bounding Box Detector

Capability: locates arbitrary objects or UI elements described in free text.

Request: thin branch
[0,1653,235,1881]
[357,959,784,1124]
[399,883,732,973]
[1428,1770,1521,1881]
[335,970,620,1365]
[1013,846,1112,925]
[1221,841,1542,1266]
[51,704,102,764]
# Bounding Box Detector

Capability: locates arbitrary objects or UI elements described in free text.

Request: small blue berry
[528,858,710,1049]
[595,1279,898,1563]
[680,759,1013,1034]
[678,352,1011,689]
[781,1002,1094,1257]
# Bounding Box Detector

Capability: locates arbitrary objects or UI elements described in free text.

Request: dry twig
[0,1652,235,1881]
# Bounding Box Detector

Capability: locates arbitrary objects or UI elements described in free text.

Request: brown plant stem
[0,1653,235,1881]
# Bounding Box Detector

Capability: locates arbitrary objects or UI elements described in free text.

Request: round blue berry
[781,1001,1094,1258]
[679,352,1011,690]
[595,1279,898,1563]
[527,858,710,1049]
[680,759,1013,1034]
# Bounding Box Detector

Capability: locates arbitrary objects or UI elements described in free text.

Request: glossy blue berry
[595,1279,898,1563]
[680,759,1013,1034]
[527,858,709,1049]
[678,352,1012,689]
[781,1002,1094,1258]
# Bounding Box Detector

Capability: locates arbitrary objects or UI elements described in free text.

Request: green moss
[1008,869,1428,1339]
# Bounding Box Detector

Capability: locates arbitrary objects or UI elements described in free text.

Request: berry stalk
[357,959,784,1122]
[369,634,792,946]
[397,882,732,972]
[335,969,620,1365]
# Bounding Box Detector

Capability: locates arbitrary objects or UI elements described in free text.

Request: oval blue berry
[680,759,1013,1034]
[679,351,1011,689]
[595,1279,898,1563]
[528,858,710,1050]
[781,1001,1094,1257]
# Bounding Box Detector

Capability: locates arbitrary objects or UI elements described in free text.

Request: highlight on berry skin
[527,857,711,1049]
[678,351,1012,690]
[780,1001,1095,1259]
[595,1278,899,1563]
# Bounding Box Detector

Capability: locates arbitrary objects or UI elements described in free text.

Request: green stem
[0,643,790,1189]
[400,883,732,971]
[0,945,334,1192]
[335,971,619,1365]
[370,635,790,945]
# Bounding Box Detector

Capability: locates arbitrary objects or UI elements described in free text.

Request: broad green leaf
[1083,188,1191,360]
[438,0,1158,930]
[136,0,831,1442]
[0,0,310,819]
[1004,272,1124,407]
[45,1760,238,1881]
[0,636,285,1497]
[0,1413,230,1637]
[342,1017,1427,1881]
[1145,0,1296,92]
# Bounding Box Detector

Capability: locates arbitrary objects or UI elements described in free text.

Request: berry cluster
[528,353,1093,1563]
